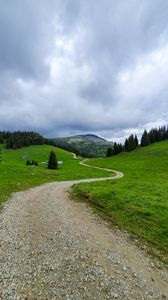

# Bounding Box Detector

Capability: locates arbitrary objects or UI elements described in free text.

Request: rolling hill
[72,140,168,263]
[0,144,112,207]
[51,134,114,158]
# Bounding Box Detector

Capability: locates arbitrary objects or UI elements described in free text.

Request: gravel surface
[0,168,168,299]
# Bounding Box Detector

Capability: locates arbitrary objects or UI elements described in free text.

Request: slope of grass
[0,144,113,207]
[72,141,168,263]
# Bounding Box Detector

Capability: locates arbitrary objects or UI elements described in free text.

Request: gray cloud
[0,0,168,140]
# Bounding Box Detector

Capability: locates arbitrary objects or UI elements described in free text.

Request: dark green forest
[0,131,55,149]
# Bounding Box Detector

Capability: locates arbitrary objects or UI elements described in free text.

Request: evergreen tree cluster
[106,125,168,157]
[106,135,138,157]
[106,142,123,157]
[112,142,123,155]
[124,134,138,152]
[48,151,58,169]
[141,126,168,147]
[0,131,45,149]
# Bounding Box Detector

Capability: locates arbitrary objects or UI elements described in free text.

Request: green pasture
[72,141,168,263]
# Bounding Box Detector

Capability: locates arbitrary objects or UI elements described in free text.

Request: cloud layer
[0,0,168,140]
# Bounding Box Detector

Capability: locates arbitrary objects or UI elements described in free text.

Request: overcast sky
[0,0,168,141]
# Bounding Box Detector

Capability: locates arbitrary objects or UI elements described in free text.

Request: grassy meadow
[0,144,113,207]
[0,141,167,263]
[72,141,168,263]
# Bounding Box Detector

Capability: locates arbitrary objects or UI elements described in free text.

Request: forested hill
[51,134,114,158]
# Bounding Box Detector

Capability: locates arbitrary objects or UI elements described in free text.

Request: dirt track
[0,161,168,299]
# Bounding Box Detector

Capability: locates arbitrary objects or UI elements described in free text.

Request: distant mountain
[51,134,114,158]
[78,134,106,141]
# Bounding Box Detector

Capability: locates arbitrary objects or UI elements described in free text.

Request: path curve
[79,158,124,180]
[0,157,168,299]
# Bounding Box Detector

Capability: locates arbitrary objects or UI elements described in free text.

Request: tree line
[106,126,168,157]
[141,126,168,146]
[0,131,55,149]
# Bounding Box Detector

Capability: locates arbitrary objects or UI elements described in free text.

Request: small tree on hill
[141,130,150,147]
[106,147,113,157]
[135,135,139,147]
[112,142,123,156]
[48,151,58,169]
[127,134,137,151]
[124,138,128,151]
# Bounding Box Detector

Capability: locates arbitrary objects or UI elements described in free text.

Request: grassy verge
[72,141,168,264]
[0,144,113,207]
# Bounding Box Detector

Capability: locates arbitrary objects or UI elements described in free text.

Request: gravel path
[0,163,168,299]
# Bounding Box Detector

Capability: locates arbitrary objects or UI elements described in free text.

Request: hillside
[1,150,167,299]
[51,134,114,158]
[0,144,112,206]
[72,140,168,263]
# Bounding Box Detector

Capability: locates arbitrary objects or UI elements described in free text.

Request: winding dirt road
[0,159,168,299]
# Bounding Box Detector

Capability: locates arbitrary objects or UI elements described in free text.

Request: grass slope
[0,144,113,207]
[72,141,168,263]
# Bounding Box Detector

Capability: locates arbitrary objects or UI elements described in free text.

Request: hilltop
[51,134,114,158]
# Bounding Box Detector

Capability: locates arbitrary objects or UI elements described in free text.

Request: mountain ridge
[51,133,113,158]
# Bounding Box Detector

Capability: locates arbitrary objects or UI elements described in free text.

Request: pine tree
[127,135,136,151]
[106,147,113,157]
[112,143,118,155]
[149,129,156,143]
[124,138,128,151]
[134,135,139,147]
[141,130,150,147]
[48,151,58,169]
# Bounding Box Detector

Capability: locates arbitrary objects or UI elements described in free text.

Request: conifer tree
[48,151,58,169]
[112,143,118,155]
[124,138,128,151]
[135,135,139,147]
[149,129,156,143]
[141,130,150,147]
[127,135,136,151]
[106,147,113,157]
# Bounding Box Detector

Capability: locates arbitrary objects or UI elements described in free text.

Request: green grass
[0,144,113,207]
[72,141,168,263]
[1,142,168,263]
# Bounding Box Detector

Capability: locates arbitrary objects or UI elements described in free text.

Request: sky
[0,0,168,141]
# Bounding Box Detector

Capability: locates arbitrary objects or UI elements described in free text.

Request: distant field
[72,141,168,263]
[0,144,113,207]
